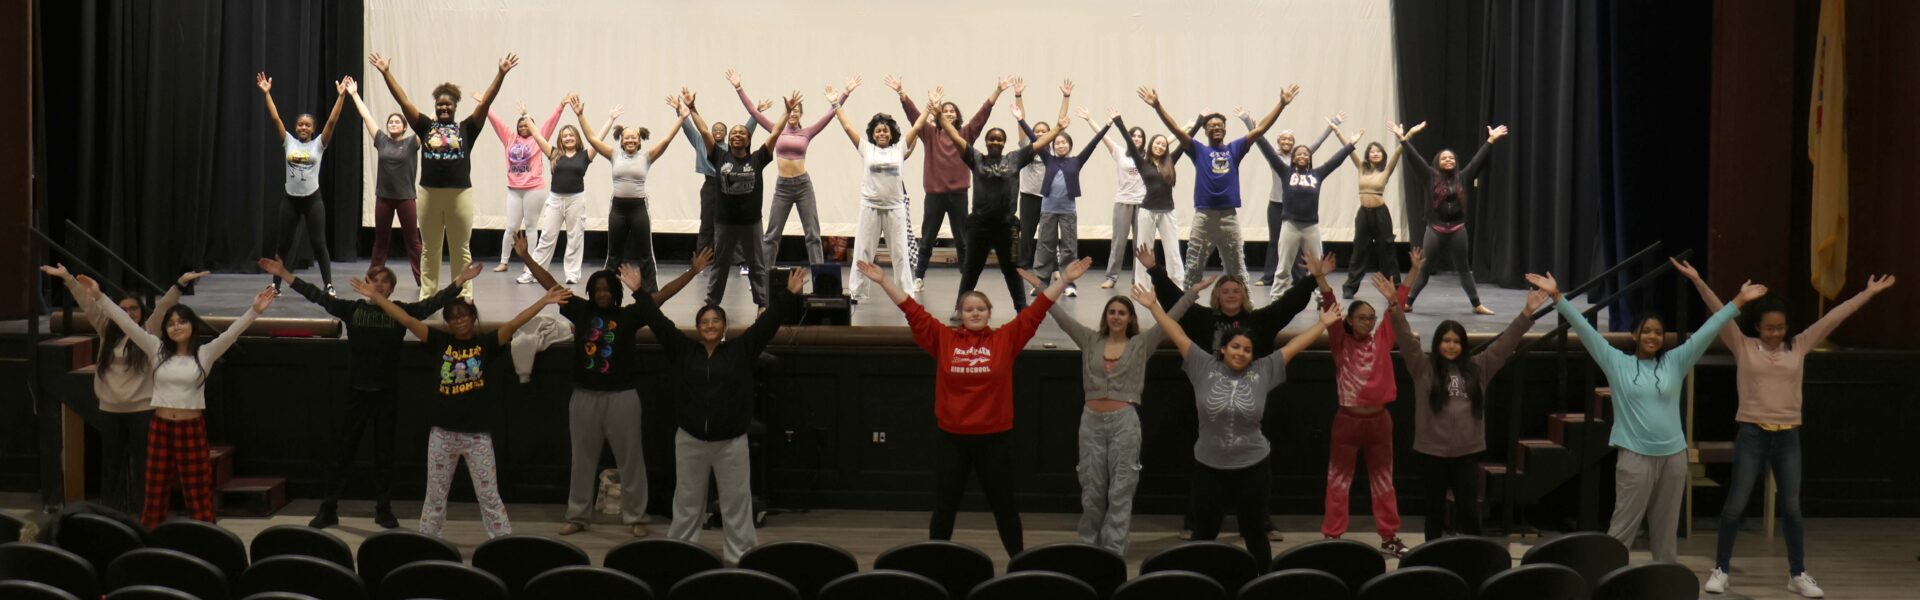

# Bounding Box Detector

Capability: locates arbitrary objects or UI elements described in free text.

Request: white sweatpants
[849,205,914,301]
[530,191,588,283]
[500,188,546,264]
[1136,209,1184,289]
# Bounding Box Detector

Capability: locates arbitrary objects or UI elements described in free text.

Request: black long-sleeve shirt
[1114,116,1197,212]
[1149,266,1319,358]
[635,291,798,441]
[293,278,462,391]
[1404,139,1494,229]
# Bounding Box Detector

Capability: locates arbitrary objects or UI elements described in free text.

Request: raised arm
[761,92,796,152]
[829,86,863,149]
[575,98,619,159]
[1459,125,1506,180]
[510,232,563,292]
[1477,289,1546,375]
[367,53,421,123]
[1243,85,1299,143]
[1280,303,1341,363]
[73,275,163,355]
[640,247,713,305]
[854,260,914,306]
[1307,112,1344,154]
[320,79,347,146]
[255,73,287,141]
[498,286,572,345]
[1531,272,1625,375]
[1137,87,1193,150]
[149,274,193,333]
[350,277,430,340]
[1133,284,1192,356]
[1380,274,1429,380]
[901,97,936,160]
[1801,275,1894,347]
[740,268,808,355]
[198,287,271,364]
[343,78,383,140]
[1072,121,1110,166]
[728,69,779,131]
[647,98,689,163]
[467,53,518,122]
[1668,282,1758,368]
[801,77,855,138]
[1667,257,1743,353]
[689,105,717,154]
[1402,136,1435,175]
[1237,108,1286,173]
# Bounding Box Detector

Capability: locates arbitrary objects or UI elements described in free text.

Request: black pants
[696,181,718,252]
[1419,451,1482,539]
[1343,204,1401,296]
[1191,458,1273,569]
[958,216,1027,312]
[608,196,658,293]
[930,431,1023,557]
[1017,193,1043,269]
[915,191,970,278]
[276,192,334,286]
[1408,226,1481,307]
[321,387,398,510]
[95,411,152,515]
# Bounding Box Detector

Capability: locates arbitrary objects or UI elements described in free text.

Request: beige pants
[419,186,475,300]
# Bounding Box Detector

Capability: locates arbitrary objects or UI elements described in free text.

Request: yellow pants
[418,186,475,300]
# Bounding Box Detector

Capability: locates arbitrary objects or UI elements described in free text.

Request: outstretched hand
[541,285,572,306]
[1370,273,1398,302]
[726,67,743,89]
[1012,76,1027,96]
[1524,272,1561,299]
[1015,268,1044,289]
[498,53,519,74]
[619,263,644,291]
[1668,257,1700,281]
[786,266,809,294]
[1136,87,1159,107]
[251,285,277,313]
[1866,274,1897,295]
[1281,84,1302,105]
[1134,244,1157,271]
[1060,79,1074,97]
[367,53,391,72]
[855,260,886,283]
[1524,289,1548,315]
[1130,284,1159,309]
[512,231,531,259]
[75,275,102,299]
[1317,302,1344,327]
[1193,275,1219,293]
[255,72,272,93]
[257,257,291,280]
[40,263,72,280]
[1488,124,1510,143]
[1409,247,1426,274]
[1305,250,1337,278]
[348,277,380,299]
[1061,256,1094,283]
[453,261,484,286]
[1735,280,1769,305]
[689,247,716,274]
[884,74,904,93]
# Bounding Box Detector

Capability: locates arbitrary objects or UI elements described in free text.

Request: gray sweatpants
[669,429,757,564]
[1036,212,1079,283]
[1105,203,1142,278]
[763,174,825,265]
[709,222,768,307]
[1078,405,1142,555]
[1608,449,1689,563]
[1184,208,1250,288]
[563,388,648,527]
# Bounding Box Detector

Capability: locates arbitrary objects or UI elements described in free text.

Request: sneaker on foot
[1705,567,1729,594]
[1267,528,1285,542]
[1379,537,1409,559]
[1065,284,1078,298]
[373,504,399,529]
[1100,276,1116,289]
[515,274,536,285]
[558,522,586,536]
[1177,529,1193,541]
[1254,278,1271,287]
[492,263,509,272]
[630,524,651,538]
[914,278,925,293]
[739,265,750,276]
[308,507,338,529]
[325,284,338,297]
[565,277,579,285]
[1788,573,1825,598]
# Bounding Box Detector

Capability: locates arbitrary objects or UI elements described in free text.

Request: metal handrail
[64,219,168,298]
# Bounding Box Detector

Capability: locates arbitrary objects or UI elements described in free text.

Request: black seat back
[1519,532,1627,588]
[378,560,509,600]
[104,547,230,600]
[1399,536,1512,591]
[355,530,460,599]
[249,525,353,569]
[817,570,948,600]
[1112,570,1226,600]
[605,537,723,598]
[1006,542,1127,599]
[965,571,1099,600]
[238,555,368,600]
[1140,541,1258,593]
[874,540,995,600]
[1269,539,1386,592]
[1354,566,1470,600]
[1478,563,1586,600]
[524,565,653,600]
[668,568,802,600]
[1591,562,1700,600]
[0,542,102,600]
[151,519,250,585]
[472,534,591,600]
[1236,569,1350,600]
[739,540,859,600]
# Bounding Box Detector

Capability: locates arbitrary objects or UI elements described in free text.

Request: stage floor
[3,494,1907,599]
[22,259,1601,347]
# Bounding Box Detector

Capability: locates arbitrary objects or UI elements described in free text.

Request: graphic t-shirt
[412,115,486,188]
[1182,349,1288,469]
[1187,138,1252,210]
[859,141,907,209]
[963,146,1035,225]
[560,297,648,390]
[425,329,504,433]
[284,133,326,196]
[712,146,774,224]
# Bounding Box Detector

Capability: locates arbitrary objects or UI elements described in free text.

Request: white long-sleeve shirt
[95,294,257,411]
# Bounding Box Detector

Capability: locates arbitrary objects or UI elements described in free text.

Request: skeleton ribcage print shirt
[1182,349,1290,469]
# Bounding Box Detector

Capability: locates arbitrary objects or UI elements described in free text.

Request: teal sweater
[1556,298,1740,456]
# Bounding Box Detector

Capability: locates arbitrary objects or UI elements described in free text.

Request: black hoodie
[634,290,797,441]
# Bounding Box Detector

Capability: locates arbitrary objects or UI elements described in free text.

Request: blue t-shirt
[1188,138,1252,210]
[1041,170,1073,214]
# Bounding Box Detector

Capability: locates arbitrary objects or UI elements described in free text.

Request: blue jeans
[1715,423,1805,575]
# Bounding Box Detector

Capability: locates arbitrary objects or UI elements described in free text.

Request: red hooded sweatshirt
[1324,291,1398,408]
[900,295,1054,434]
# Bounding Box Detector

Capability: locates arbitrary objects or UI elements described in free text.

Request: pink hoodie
[489,103,566,190]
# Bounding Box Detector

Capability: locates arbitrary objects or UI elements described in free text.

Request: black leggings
[930,431,1023,557]
[957,216,1026,312]
[322,387,398,509]
[1418,451,1482,539]
[1343,204,1401,296]
[608,196,657,293]
[276,192,333,285]
[1408,226,1481,306]
[696,182,717,252]
[915,191,970,278]
[1191,458,1273,569]
[1017,193,1043,269]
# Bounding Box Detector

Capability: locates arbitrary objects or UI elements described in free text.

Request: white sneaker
[913,278,925,293]
[1788,573,1825,598]
[1065,284,1078,298]
[515,274,535,285]
[739,265,750,276]
[1705,568,1729,594]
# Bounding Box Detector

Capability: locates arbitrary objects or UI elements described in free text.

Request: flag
[1808,0,1848,300]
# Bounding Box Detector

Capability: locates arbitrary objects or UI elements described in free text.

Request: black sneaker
[308,506,339,529]
[374,503,399,529]
[1380,537,1409,559]
[326,284,339,297]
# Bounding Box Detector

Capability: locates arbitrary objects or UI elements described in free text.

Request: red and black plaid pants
[143,416,215,528]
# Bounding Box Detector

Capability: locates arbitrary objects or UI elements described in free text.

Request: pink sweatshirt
[489,103,566,190]
[1713,289,1870,426]
[1325,293,1398,408]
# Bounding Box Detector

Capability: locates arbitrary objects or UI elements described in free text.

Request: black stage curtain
[1393,0,1710,329]
[41,0,363,281]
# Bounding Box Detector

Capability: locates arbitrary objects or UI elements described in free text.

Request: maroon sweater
[902,97,994,194]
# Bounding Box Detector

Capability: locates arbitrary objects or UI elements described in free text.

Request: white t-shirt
[1112,152,1145,204]
[284,132,326,196]
[859,141,907,209]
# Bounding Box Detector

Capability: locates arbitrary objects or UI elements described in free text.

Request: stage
[16,258,1602,347]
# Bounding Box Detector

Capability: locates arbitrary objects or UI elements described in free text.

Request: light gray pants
[1105,203,1142,278]
[669,429,757,564]
[1036,212,1079,283]
[563,388,648,527]
[1184,208,1249,288]
[1077,405,1142,555]
[1608,449,1689,563]
[762,174,825,265]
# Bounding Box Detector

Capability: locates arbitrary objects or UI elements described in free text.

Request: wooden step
[875,246,963,266]
[209,445,236,490]
[218,477,288,517]
[41,336,96,370]
[1693,441,1736,464]
[1514,439,1563,473]
[1547,412,1608,447]
[1592,388,1613,422]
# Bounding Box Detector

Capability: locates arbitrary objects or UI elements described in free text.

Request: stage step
[1693,440,1735,464]
[1592,387,1614,421]
[40,336,96,370]
[218,476,289,517]
[209,445,235,490]
[1547,412,1610,448]
[875,246,964,265]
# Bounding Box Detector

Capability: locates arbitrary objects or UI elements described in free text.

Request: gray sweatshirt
[1391,304,1534,457]
[1049,288,1198,404]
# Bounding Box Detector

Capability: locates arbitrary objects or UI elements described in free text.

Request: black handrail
[1491,245,1693,533]
[1469,240,1667,355]
[64,220,169,298]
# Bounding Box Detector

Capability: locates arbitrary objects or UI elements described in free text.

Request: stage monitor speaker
[770,266,851,326]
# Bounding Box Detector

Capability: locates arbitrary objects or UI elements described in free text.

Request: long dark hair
[97,298,151,375]
[585,270,625,309]
[1629,313,1668,387]
[1360,141,1389,174]
[938,102,966,131]
[1427,320,1484,418]
[1430,148,1463,209]
[158,305,209,386]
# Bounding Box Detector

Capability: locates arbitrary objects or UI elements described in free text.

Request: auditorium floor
[15,260,1602,347]
[7,495,1912,599]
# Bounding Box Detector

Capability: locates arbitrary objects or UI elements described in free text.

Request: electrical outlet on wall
[872,431,887,444]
